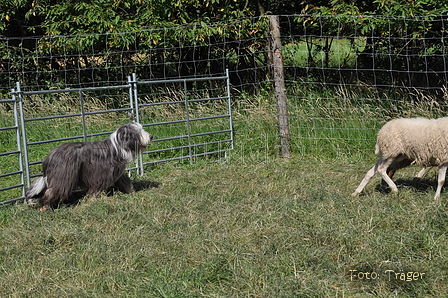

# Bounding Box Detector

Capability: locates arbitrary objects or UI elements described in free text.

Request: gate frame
[132,69,234,167]
[0,71,233,205]
[0,95,25,205]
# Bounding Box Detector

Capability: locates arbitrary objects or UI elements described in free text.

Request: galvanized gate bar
[183,79,194,164]
[19,84,131,95]
[136,70,233,166]
[129,73,144,175]
[16,82,31,189]
[225,69,234,151]
[0,94,26,204]
[0,71,233,204]
[79,90,88,142]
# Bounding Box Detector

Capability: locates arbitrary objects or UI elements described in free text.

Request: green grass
[0,158,447,297]
[3,84,447,201]
[283,37,366,68]
[2,85,448,296]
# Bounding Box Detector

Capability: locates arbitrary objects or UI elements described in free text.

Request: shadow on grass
[28,178,161,210]
[132,179,162,192]
[374,178,439,194]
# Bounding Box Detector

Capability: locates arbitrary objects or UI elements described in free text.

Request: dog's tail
[26,176,48,198]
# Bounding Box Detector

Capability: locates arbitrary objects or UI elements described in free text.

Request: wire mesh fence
[276,14,448,160]
[1,14,448,200]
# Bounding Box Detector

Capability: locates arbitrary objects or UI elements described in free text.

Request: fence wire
[1,14,447,202]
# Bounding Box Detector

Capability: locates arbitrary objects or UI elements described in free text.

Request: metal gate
[0,97,25,204]
[0,71,233,205]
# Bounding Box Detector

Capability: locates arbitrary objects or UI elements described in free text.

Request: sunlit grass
[1,84,448,296]
[0,158,447,297]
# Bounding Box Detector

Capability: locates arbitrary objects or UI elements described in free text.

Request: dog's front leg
[114,174,135,194]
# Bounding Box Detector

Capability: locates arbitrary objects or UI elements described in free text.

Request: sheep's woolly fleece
[376,117,448,167]
[352,116,448,200]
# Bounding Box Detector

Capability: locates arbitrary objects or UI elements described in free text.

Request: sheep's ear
[128,112,135,122]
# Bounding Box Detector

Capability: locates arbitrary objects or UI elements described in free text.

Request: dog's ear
[115,123,140,153]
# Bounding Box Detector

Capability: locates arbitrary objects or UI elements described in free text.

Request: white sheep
[352,117,448,200]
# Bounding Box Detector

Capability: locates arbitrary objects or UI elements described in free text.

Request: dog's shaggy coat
[26,122,152,211]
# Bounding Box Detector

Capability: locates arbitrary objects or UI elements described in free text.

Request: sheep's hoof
[351,191,360,197]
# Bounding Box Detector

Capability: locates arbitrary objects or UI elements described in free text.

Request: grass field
[1,86,448,297]
[0,156,447,297]
[283,37,366,68]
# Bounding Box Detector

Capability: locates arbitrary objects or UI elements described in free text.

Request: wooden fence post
[269,15,291,158]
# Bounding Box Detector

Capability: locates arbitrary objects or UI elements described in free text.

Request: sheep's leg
[351,164,377,196]
[383,158,414,185]
[377,158,399,194]
[434,165,448,200]
[415,167,432,179]
[352,156,396,196]
[382,168,396,186]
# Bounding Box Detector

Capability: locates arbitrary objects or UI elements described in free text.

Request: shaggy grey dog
[26,122,152,211]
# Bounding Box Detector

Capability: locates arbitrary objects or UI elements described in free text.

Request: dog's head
[110,122,152,163]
